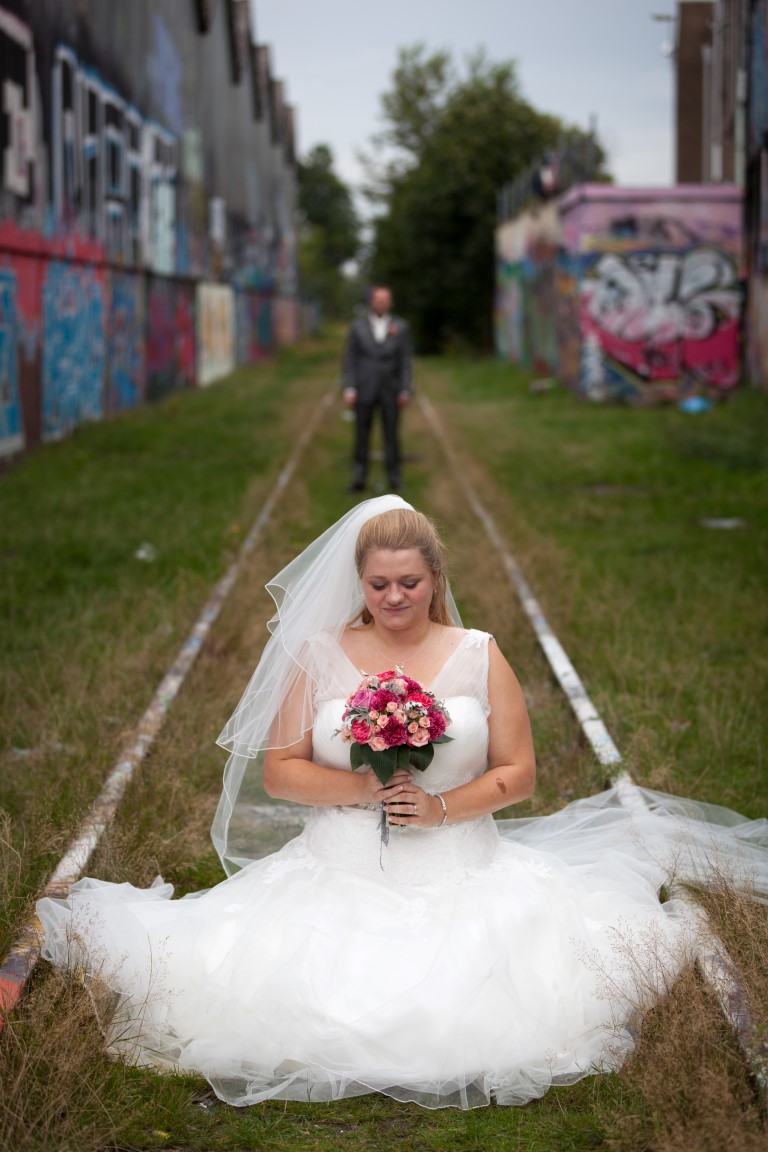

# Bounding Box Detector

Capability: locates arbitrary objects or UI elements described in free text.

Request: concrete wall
[0,0,304,459]
[495,183,744,404]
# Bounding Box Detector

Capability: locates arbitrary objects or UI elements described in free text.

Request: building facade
[0,0,304,459]
[673,0,768,389]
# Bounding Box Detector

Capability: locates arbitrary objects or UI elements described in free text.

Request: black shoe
[345,481,366,493]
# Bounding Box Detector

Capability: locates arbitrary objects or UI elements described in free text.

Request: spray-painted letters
[582,247,740,390]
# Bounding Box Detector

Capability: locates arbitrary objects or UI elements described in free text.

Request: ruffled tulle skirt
[37,782,767,1109]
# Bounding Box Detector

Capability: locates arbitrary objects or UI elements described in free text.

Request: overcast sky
[250,0,678,207]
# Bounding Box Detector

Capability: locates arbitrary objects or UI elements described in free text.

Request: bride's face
[360,548,434,631]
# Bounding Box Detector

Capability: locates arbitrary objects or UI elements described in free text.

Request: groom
[342,286,412,492]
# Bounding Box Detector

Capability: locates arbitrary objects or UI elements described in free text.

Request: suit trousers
[353,390,401,487]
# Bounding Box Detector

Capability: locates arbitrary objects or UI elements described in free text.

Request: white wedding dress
[37,630,768,1109]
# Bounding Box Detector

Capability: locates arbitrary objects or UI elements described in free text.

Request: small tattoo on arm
[496,777,507,794]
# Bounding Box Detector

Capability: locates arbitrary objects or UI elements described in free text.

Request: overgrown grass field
[0,331,766,1151]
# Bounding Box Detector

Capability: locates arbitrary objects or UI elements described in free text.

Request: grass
[0,331,766,1149]
[425,357,767,816]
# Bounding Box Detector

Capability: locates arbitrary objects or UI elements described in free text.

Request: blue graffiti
[0,270,24,456]
[42,262,105,440]
[109,274,143,411]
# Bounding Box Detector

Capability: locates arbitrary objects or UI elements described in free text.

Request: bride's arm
[261,672,410,809]
[387,639,536,827]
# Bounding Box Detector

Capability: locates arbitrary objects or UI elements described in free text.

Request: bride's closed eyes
[369,579,421,590]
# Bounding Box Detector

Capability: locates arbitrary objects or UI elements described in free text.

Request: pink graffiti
[583,248,741,389]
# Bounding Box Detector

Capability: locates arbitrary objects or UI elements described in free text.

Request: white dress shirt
[369,313,391,343]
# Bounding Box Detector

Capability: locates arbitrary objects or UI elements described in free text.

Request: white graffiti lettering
[52,45,176,269]
[586,248,739,343]
[0,10,38,201]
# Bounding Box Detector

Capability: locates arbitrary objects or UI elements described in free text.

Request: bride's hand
[357,767,413,806]
[384,776,444,829]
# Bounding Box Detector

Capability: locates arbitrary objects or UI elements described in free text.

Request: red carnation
[428,710,447,739]
[381,720,407,747]
[351,718,374,743]
[370,688,399,711]
[406,691,433,708]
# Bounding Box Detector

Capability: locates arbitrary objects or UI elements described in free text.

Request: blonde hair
[353,509,452,626]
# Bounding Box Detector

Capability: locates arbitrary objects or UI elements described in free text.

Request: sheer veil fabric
[212,495,462,874]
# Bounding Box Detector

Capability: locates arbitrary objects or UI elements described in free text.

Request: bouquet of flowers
[337,669,452,786]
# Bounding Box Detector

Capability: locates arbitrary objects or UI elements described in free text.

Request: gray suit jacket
[342,315,413,404]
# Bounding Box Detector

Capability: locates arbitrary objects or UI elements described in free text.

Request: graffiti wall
[198,283,235,387]
[108,274,144,413]
[495,184,744,403]
[563,186,743,401]
[495,202,560,374]
[146,278,196,401]
[0,265,22,455]
[236,290,272,364]
[0,0,303,460]
[42,261,106,440]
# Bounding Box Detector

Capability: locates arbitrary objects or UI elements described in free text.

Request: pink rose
[407,721,419,734]
[381,720,407,747]
[350,688,374,709]
[418,716,430,728]
[369,735,387,752]
[386,700,398,713]
[340,728,353,743]
[408,727,430,747]
[351,719,374,743]
[377,714,389,728]
[368,710,379,720]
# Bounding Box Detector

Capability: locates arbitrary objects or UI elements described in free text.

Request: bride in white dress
[37,496,768,1110]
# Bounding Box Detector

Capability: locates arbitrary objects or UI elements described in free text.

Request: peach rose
[409,728,430,747]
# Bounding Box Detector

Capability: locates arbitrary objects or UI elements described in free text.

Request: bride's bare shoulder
[436,625,470,650]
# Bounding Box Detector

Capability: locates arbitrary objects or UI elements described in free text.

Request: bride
[37,495,768,1110]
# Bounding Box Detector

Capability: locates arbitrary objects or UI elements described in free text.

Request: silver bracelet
[434,792,448,827]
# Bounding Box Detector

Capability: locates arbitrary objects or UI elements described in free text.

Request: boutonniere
[387,323,399,337]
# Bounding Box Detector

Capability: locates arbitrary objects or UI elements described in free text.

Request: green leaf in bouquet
[396,745,411,771]
[408,744,435,773]
[432,734,453,745]
[367,747,398,784]
[350,742,365,770]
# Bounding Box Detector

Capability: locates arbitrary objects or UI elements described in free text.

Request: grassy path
[1,333,766,1150]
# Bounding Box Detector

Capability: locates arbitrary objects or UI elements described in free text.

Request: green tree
[367,47,607,352]
[297,144,360,318]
